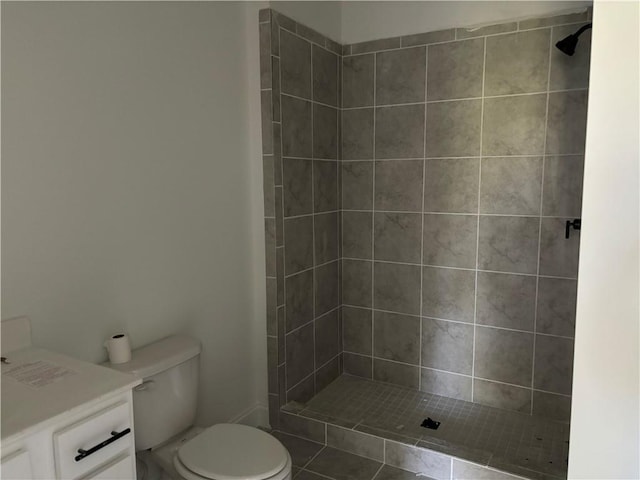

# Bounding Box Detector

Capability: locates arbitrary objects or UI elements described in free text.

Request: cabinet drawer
[54,401,132,479]
[1,449,33,479]
[80,454,134,480]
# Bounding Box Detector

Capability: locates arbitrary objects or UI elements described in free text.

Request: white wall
[340,1,592,44]
[568,1,640,478]
[1,1,268,427]
[271,1,342,42]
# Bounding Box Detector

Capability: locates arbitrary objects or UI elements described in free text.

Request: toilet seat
[173,424,291,480]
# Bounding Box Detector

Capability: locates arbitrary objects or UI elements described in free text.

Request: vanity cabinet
[1,317,141,479]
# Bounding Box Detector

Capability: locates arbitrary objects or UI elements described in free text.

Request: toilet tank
[107,335,201,451]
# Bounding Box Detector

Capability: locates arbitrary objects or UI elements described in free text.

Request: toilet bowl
[106,335,291,480]
[172,424,291,480]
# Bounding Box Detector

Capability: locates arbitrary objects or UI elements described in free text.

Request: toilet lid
[177,424,288,480]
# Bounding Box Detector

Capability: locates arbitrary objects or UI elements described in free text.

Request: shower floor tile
[285,375,570,479]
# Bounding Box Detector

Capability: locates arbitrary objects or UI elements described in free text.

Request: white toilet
[107,335,291,480]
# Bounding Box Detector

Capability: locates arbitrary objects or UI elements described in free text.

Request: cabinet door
[1,449,33,479]
[80,454,135,480]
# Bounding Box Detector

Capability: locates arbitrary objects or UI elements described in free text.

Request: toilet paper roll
[104,333,132,364]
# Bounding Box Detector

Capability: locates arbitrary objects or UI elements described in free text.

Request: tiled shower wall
[340,13,590,421]
[260,9,343,427]
[260,7,591,426]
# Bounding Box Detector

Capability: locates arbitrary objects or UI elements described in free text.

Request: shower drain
[420,417,441,430]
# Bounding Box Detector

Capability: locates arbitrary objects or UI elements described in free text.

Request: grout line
[418,44,428,392]
[284,210,340,220]
[471,36,487,402]
[370,51,377,381]
[530,28,555,414]
[281,91,338,110]
[340,153,586,162]
[285,259,340,279]
[338,87,586,109]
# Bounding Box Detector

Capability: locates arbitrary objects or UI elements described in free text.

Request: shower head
[555,23,592,56]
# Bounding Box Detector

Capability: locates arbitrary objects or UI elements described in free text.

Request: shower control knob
[565,219,582,239]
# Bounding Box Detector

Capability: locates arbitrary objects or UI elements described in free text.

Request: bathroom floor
[284,375,569,479]
[272,431,425,480]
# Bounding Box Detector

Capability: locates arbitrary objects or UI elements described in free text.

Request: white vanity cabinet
[1,317,141,479]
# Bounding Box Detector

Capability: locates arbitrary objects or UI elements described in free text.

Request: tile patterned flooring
[284,375,570,479]
[272,431,427,480]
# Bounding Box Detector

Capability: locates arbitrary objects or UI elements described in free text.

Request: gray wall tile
[420,368,472,401]
[422,267,475,323]
[456,21,517,39]
[480,157,543,215]
[284,215,314,274]
[286,323,315,387]
[344,352,373,378]
[423,214,478,268]
[402,29,455,47]
[427,38,483,100]
[343,211,373,259]
[342,108,374,159]
[375,160,424,211]
[376,46,426,105]
[519,11,589,29]
[546,90,589,154]
[279,412,326,443]
[313,45,338,106]
[422,318,474,374]
[476,272,536,331]
[534,334,574,395]
[343,259,372,307]
[280,30,311,98]
[536,277,577,337]
[485,29,551,96]
[542,155,585,217]
[374,310,421,364]
[343,306,372,355]
[539,217,580,277]
[263,155,275,216]
[287,374,315,403]
[342,162,373,210]
[375,212,423,263]
[478,216,540,274]
[385,441,451,479]
[343,54,374,108]
[286,270,314,332]
[315,308,340,366]
[482,94,547,155]
[313,105,338,159]
[424,158,479,213]
[376,105,426,159]
[474,327,534,386]
[374,262,422,315]
[282,95,312,158]
[261,90,273,154]
[314,160,338,213]
[473,378,532,413]
[315,212,339,264]
[373,358,420,389]
[316,355,340,392]
[532,390,572,423]
[265,218,276,276]
[550,24,591,90]
[315,260,339,316]
[426,99,482,157]
[327,425,384,461]
[283,157,312,216]
[259,22,272,89]
[452,459,523,480]
[351,37,401,54]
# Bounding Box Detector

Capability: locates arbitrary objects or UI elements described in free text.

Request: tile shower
[260,7,590,480]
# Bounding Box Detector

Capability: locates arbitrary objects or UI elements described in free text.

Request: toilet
[107,335,291,480]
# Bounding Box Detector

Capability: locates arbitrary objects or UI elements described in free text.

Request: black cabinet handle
[565,219,581,239]
[74,428,131,462]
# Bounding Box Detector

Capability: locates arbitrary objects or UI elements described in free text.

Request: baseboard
[229,402,269,428]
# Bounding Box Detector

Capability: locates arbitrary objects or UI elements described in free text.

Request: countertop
[1,346,141,443]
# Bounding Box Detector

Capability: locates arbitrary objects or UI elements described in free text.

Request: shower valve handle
[565,219,581,239]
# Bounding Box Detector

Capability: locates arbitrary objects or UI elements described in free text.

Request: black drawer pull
[74,428,131,462]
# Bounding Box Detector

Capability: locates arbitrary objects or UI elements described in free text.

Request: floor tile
[305,447,383,480]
